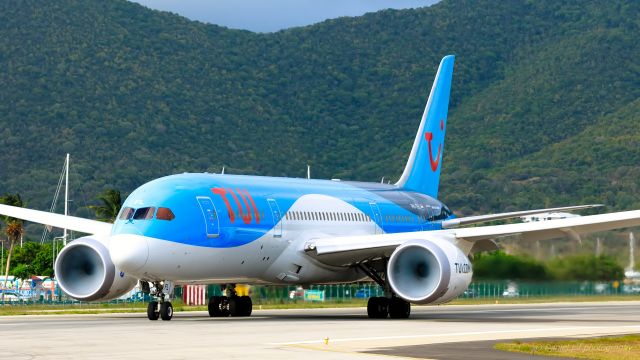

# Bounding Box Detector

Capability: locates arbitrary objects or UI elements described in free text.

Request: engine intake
[54,236,137,302]
[387,239,472,304]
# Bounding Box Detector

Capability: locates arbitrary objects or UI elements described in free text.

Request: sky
[129,0,439,33]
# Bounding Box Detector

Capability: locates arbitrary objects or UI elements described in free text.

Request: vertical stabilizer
[395,55,454,197]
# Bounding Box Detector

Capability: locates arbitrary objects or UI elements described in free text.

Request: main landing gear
[367,296,411,319]
[145,280,175,321]
[208,284,253,317]
[358,263,411,319]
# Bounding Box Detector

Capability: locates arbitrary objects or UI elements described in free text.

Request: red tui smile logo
[424,119,444,172]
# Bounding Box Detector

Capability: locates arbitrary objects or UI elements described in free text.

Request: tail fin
[395,55,455,197]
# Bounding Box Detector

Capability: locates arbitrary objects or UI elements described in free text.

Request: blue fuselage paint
[112,173,455,248]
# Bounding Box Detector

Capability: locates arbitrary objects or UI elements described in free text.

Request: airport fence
[244,280,639,304]
[1,280,638,306]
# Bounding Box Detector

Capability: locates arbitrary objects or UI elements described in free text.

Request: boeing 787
[2,55,639,320]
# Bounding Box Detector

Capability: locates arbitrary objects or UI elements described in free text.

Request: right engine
[54,236,137,302]
[387,239,472,305]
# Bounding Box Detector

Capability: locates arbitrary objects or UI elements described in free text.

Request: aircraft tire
[160,301,173,321]
[388,297,411,319]
[208,296,225,317]
[147,301,159,321]
[229,296,241,317]
[367,297,389,319]
[240,296,252,317]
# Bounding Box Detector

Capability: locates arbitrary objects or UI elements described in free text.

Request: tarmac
[0,301,639,359]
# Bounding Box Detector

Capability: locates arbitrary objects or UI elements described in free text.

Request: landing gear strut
[147,280,174,321]
[208,284,253,317]
[359,263,411,319]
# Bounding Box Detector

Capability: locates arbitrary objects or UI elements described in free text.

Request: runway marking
[269,325,640,345]
[429,305,636,314]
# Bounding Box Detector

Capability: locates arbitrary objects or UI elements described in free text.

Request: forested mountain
[1,0,639,223]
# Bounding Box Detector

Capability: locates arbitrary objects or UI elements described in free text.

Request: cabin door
[196,196,220,238]
[369,202,383,234]
[267,198,283,238]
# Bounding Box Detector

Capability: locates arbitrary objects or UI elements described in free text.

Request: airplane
[2,55,640,321]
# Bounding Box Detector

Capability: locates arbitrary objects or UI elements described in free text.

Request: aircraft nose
[109,234,149,273]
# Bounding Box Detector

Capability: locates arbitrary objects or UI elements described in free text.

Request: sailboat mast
[630,232,636,272]
[63,153,69,245]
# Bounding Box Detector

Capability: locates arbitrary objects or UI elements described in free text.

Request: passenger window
[156,207,175,221]
[133,207,155,220]
[119,207,135,220]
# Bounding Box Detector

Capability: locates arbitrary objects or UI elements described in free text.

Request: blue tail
[395,55,454,198]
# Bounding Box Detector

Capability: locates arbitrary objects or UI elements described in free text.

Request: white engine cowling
[54,236,137,301]
[387,239,472,304]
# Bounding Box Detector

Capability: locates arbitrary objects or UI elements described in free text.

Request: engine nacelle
[54,236,137,302]
[387,239,472,304]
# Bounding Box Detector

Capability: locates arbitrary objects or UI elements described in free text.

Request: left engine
[387,239,472,304]
[54,236,137,302]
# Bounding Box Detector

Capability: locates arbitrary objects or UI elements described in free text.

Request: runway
[1,301,639,359]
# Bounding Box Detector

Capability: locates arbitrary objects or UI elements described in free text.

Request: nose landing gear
[146,280,175,321]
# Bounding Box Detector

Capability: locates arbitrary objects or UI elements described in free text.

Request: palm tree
[88,188,122,223]
[0,194,24,302]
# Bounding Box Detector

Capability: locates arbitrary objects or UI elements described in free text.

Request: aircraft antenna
[307,165,311,179]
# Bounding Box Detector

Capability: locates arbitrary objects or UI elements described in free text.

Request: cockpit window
[133,207,155,220]
[156,207,175,221]
[119,207,135,220]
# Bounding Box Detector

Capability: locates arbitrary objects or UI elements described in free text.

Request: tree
[9,241,53,278]
[549,255,624,281]
[88,189,122,222]
[472,251,550,280]
[0,193,24,302]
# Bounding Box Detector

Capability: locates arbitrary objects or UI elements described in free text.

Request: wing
[440,204,602,228]
[0,204,112,236]
[304,209,640,267]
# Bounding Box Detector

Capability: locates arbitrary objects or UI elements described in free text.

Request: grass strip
[494,334,640,360]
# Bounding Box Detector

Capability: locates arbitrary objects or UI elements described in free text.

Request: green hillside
[0,0,638,224]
